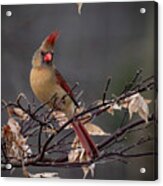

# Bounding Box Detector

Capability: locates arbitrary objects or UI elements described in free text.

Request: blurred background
[1,1,157,180]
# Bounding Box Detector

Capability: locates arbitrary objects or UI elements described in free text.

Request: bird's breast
[30,67,74,117]
[30,67,58,102]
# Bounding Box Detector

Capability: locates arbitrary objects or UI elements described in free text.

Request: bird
[30,31,99,159]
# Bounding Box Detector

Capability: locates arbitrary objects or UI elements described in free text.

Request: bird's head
[32,31,60,67]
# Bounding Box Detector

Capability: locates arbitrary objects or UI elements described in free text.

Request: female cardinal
[30,31,99,159]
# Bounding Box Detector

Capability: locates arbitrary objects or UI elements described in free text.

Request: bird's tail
[71,121,99,159]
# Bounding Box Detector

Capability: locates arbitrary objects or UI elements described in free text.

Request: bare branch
[1,73,157,178]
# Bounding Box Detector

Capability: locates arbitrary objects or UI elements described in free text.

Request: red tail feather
[72,121,99,159]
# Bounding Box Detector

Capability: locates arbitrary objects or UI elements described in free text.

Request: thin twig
[98,114,154,150]
[102,76,112,103]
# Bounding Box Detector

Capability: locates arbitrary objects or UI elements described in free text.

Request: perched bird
[30,31,99,159]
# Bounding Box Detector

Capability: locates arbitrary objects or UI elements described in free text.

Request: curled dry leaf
[68,147,87,163]
[84,123,110,136]
[13,107,29,121]
[50,111,70,129]
[27,172,59,178]
[23,165,59,178]
[68,137,94,178]
[42,127,57,134]
[2,118,32,161]
[75,107,84,114]
[121,93,151,123]
[82,163,95,179]
[107,103,121,116]
[68,137,89,163]
[76,107,93,124]
[77,3,83,15]
[96,100,108,110]
[7,107,29,121]
[96,100,121,116]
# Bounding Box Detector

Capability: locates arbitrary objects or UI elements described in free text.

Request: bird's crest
[41,31,60,51]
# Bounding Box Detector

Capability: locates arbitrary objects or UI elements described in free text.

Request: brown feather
[55,69,79,107]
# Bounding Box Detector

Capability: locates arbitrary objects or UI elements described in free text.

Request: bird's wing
[55,69,79,107]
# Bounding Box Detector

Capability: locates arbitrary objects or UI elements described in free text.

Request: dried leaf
[122,93,151,123]
[121,102,129,109]
[82,163,95,179]
[68,137,90,163]
[68,137,82,162]
[23,165,59,178]
[52,110,66,118]
[42,127,57,134]
[84,123,110,136]
[2,118,32,160]
[145,99,152,104]
[13,108,30,121]
[77,3,83,15]
[28,172,59,178]
[96,100,122,116]
[68,148,81,163]
[7,118,21,134]
[107,103,121,115]
[51,111,70,129]
[75,107,93,124]
[75,107,85,114]
[7,107,29,121]
[79,113,92,124]
[96,100,108,110]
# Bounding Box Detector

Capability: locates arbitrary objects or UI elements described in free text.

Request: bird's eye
[41,51,45,56]
[42,52,53,63]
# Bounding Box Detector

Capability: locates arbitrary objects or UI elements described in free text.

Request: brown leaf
[68,137,80,162]
[13,108,29,121]
[7,118,21,134]
[51,111,70,129]
[82,163,95,179]
[2,118,32,160]
[96,100,107,110]
[77,3,83,15]
[68,137,90,163]
[96,100,121,116]
[42,127,57,134]
[28,172,59,178]
[84,123,110,136]
[145,99,152,104]
[107,103,121,115]
[7,107,29,121]
[122,93,151,123]
[75,107,93,124]
[23,165,59,178]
